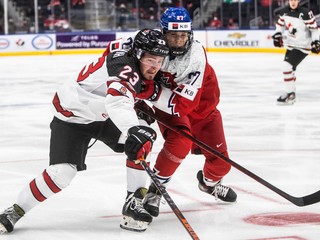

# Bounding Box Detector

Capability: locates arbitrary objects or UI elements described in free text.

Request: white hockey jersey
[275,6,320,52]
[51,49,145,139]
[109,36,219,118]
[153,40,209,116]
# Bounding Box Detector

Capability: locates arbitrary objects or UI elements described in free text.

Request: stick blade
[296,190,320,207]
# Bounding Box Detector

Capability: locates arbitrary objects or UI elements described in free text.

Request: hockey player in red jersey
[121,7,237,232]
[272,0,320,104]
[0,29,169,234]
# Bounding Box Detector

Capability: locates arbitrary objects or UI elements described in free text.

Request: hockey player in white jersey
[272,0,320,104]
[0,29,169,234]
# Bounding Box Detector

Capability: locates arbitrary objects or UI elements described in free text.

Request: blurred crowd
[0,0,319,34]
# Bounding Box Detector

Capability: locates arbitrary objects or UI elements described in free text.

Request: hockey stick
[136,105,320,207]
[140,161,200,240]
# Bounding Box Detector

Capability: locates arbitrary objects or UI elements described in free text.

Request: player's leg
[95,115,154,232]
[277,49,308,104]
[143,112,193,217]
[0,163,78,233]
[121,152,153,231]
[192,109,237,202]
[0,117,90,234]
[119,114,154,231]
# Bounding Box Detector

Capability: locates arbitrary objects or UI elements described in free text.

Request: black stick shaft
[136,105,320,207]
[140,161,200,240]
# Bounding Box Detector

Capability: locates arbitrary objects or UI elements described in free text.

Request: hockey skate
[120,187,153,232]
[197,170,237,202]
[0,204,25,234]
[277,92,296,105]
[143,183,162,217]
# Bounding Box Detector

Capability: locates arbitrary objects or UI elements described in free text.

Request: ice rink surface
[0,51,320,240]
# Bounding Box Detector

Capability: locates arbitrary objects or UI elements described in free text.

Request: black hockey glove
[125,126,157,162]
[311,40,320,54]
[134,100,155,125]
[272,32,283,48]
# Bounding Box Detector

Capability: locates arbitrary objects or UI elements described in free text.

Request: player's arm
[274,12,285,34]
[303,10,320,54]
[272,11,286,48]
[105,53,156,161]
[106,80,156,161]
[105,52,146,134]
[106,79,140,134]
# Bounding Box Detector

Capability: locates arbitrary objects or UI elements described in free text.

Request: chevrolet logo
[228,33,246,39]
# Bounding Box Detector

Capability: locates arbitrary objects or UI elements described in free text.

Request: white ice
[0,52,320,240]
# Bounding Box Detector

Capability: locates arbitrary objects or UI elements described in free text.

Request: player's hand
[125,126,157,162]
[136,80,161,101]
[311,40,320,54]
[272,32,283,48]
[134,100,155,125]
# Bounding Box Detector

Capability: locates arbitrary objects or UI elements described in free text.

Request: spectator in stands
[48,0,61,7]
[185,0,200,20]
[44,14,56,31]
[44,14,70,32]
[159,0,172,15]
[8,17,16,34]
[147,7,156,21]
[208,15,222,29]
[118,3,129,30]
[72,0,86,6]
[226,18,238,29]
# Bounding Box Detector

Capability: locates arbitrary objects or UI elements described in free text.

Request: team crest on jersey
[287,23,297,36]
[119,86,127,95]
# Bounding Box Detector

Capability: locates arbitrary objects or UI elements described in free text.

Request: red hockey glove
[272,32,283,48]
[136,80,162,101]
[311,40,320,54]
[125,126,157,162]
[134,100,155,125]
